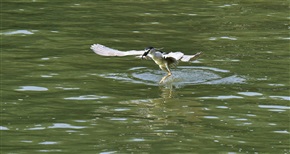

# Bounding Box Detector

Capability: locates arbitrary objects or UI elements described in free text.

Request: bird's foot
[159,73,171,84]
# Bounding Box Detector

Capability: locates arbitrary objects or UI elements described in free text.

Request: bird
[90,44,202,84]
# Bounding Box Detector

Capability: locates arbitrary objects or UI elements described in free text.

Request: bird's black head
[145,46,154,51]
[142,46,154,58]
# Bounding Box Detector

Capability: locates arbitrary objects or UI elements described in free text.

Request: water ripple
[96,66,246,87]
[48,123,86,129]
[273,130,289,134]
[39,149,62,152]
[258,105,290,110]
[15,86,48,91]
[110,118,128,121]
[238,92,263,96]
[39,141,58,145]
[199,95,243,99]
[27,127,46,130]
[1,30,36,35]
[204,116,219,119]
[0,126,9,130]
[129,138,145,142]
[209,36,237,40]
[270,96,290,101]
[64,95,109,100]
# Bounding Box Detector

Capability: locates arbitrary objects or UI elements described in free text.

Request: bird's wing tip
[90,44,101,49]
[197,51,203,55]
[180,51,203,62]
[90,43,129,56]
[90,44,102,51]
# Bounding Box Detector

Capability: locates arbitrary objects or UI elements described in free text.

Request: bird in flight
[90,44,202,84]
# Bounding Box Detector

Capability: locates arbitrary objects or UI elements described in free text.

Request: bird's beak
[141,50,149,59]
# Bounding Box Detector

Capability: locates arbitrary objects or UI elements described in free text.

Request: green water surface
[1,0,289,153]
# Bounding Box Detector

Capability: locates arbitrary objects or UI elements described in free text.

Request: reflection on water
[273,130,290,134]
[1,29,36,35]
[238,92,263,96]
[15,86,48,91]
[0,126,9,130]
[24,123,87,131]
[269,96,290,101]
[199,95,243,99]
[38,141,58,145]
[48,123,86,129]
[209,36,238,40]
[115,85,204,137]
[258,105,290,112]
[64,95,109,100]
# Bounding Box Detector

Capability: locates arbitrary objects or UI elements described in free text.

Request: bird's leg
[159,65,172,84]
[159,72,171,84]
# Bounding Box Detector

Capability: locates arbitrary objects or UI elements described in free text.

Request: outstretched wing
[90,44,144,56]
[90,44,202,61]
[165,51,202,62]
[181,52,202,62]
[166,52,184,61]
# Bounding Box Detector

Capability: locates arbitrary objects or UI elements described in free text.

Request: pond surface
[2,0,289,153]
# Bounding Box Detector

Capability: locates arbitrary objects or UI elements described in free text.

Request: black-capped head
[145,46,154,51]
[142,46,155,58]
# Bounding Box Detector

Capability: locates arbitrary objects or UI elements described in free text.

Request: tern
[90,44,202,84]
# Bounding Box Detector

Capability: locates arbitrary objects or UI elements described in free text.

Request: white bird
[90,44,202,84]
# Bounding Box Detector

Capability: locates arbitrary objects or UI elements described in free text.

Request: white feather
[90,44,144,56]
[90,44,202,62]
[180,52,202,62]
[165,52,184,61]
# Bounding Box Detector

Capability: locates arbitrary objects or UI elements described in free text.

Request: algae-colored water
[2,1,289,153]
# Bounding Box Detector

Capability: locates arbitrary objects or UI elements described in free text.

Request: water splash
[96,66,246,87]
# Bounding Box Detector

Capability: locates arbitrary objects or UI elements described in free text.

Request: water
[1,0,289,153]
